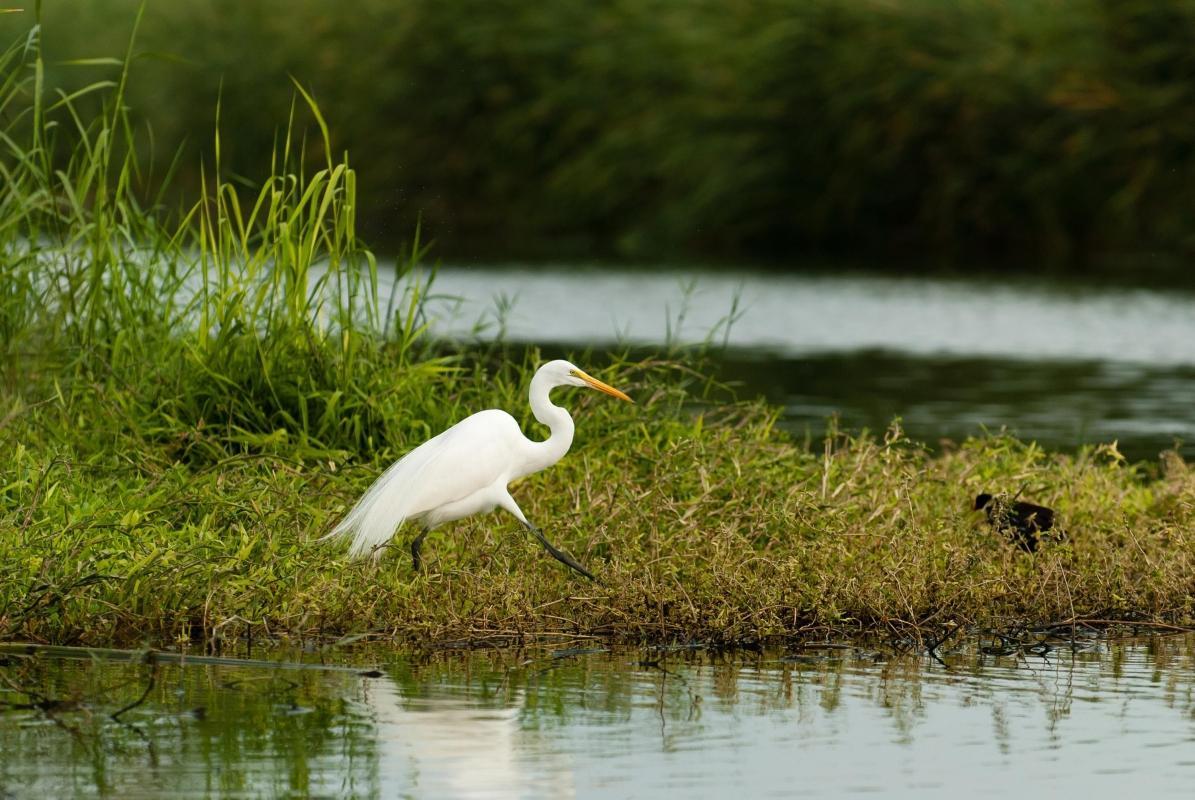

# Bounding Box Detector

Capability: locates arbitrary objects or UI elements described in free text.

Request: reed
[0,12,447,459]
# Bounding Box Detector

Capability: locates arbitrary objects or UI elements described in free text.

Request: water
[3,636,1195,798]
[411,266,1195,460]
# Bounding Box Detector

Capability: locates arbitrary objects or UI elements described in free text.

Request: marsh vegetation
[1,14,1194,654]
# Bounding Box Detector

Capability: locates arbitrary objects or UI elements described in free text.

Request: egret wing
[323,410,522,558]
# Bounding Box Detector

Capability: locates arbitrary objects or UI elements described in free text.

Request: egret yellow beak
[572,369,633,403]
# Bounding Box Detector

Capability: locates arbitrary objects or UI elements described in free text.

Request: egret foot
[523,522,597,581]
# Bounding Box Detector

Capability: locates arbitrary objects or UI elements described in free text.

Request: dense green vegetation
[8,391,1195,649]
[2,15,1195,651]
[5,0,1195,269]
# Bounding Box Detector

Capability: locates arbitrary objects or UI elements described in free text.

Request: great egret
[321,360,632,579]
[973,493,1057,553]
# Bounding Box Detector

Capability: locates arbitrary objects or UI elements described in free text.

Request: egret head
[541,359,633,402]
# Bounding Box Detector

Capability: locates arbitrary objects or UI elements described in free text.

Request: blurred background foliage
[5,0,1195,272]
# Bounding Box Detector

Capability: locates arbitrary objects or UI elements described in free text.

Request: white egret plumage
[320,360,632,579]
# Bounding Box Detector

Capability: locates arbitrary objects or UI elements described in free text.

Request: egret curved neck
[525,372,575,472]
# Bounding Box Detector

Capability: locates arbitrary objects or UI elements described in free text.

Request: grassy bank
[5,388,1195,650]
[2,17,1195,651]
[6,1,1195,269]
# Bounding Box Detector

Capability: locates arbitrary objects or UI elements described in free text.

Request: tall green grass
[0,13,454,459]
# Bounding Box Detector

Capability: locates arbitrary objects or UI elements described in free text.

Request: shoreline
[4,385,1194,653]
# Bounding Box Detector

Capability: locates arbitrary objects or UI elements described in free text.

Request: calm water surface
[3,636,1195,798]
[405,265,1195,460]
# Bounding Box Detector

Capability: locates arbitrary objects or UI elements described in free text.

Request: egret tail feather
[320,443,446,559]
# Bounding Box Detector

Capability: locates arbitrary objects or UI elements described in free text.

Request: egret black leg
[522,522,597,581]
[410,529,430,572]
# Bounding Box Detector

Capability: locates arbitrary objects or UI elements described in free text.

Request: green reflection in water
[715,351,1195,462]
[0,654,379,797]
[3,636,1195,797]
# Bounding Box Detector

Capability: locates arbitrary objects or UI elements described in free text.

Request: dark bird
[973,493,1056,553]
